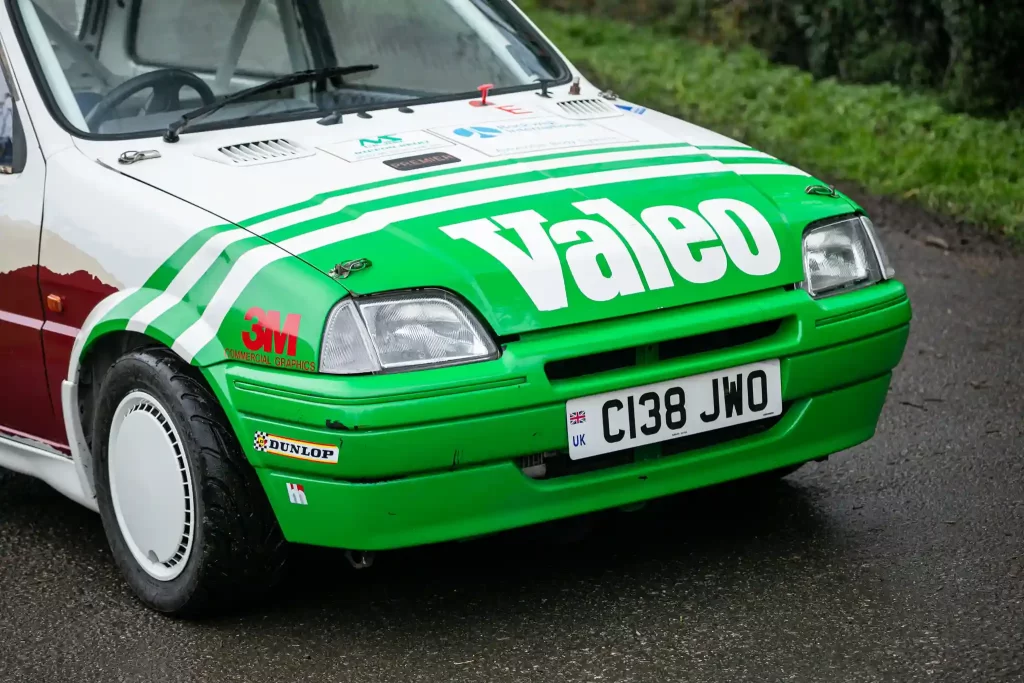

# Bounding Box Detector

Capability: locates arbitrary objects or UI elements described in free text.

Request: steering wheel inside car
[85,69,217,131]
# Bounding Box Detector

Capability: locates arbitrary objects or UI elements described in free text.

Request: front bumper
[204,281,911,550]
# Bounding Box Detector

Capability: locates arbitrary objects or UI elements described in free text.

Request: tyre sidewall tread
[93,348,286,617]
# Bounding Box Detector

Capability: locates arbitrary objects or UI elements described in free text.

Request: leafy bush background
[537,0,1024,116]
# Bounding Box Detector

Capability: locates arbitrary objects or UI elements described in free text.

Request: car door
[0,42,65,447]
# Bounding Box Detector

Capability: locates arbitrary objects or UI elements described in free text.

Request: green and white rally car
[0,0,911,615]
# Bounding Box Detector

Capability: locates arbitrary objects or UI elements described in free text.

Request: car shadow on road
[0,467,837,627]
[239,471,837,626]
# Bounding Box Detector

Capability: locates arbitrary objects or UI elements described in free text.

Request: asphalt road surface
[1,191,1021,683]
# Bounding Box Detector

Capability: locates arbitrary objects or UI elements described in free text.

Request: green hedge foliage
[537,0,1024,115]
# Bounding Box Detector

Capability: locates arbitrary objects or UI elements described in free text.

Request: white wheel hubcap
[108,391,195,582]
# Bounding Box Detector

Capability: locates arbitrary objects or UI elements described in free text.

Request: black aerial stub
[805,184,839,198]
[329,258,373,279]
[536,79,552,98]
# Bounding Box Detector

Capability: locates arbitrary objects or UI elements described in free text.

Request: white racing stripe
[726,164,808,176]
[706,149,775,159]
[248,145,703,235]
[127,230,253,333]
[129,145,700,333]
[172,160,808,362]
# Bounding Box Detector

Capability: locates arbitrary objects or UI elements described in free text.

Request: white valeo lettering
[548,219,645,302]
[698,198,781,276]
[640,205,727,284]
[441,198,782,310]
[574,198,675,291]
[440,212,568,311]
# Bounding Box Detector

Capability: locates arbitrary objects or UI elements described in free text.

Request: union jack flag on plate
[569,410,586,425]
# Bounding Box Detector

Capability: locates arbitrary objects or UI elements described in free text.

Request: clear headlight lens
[860,215,895,279]
[320,290,499,375]
[801,216,892,298]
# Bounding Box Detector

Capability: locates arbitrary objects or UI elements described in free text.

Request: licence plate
[565,360,782,460]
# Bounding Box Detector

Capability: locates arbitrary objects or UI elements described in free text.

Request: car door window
[0,89,14,171]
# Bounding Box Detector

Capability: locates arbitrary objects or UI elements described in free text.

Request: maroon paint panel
[0,265,64,443]
[40,266,119,442]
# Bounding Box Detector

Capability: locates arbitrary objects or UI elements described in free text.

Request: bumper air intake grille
[545,319,784,382]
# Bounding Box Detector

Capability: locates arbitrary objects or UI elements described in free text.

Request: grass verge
[519,2,1024,241]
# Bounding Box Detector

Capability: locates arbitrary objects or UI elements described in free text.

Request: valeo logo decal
[441,197,782,312]
[359,135,403,147]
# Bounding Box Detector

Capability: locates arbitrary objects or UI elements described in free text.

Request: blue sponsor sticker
[453,126,503,139]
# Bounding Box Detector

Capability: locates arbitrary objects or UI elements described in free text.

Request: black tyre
[92,347,287,616]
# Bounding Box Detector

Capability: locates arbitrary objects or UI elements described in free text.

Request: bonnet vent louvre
[551,98,623,120]
[198,139,315,166]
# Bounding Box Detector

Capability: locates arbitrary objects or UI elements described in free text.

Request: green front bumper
[204,281,911,551]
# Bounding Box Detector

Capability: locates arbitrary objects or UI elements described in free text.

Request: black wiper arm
[163,64,379,142]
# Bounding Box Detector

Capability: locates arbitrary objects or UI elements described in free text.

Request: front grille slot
[518,407,788,481]
[545,319,784,382]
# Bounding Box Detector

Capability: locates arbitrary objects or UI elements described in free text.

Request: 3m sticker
[319,131,453,162]
[255,432,340,464]
[431,118,632,157]
[242,308,300,357]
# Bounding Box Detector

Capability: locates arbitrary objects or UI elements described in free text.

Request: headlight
[801,215,893,298]
[320,290,499,374]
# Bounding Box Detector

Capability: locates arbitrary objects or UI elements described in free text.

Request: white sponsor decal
[319,131,452,162]
[432,117,633,157]
[286,483,308,505]
[254,431,340,464]
[441,198,782,311]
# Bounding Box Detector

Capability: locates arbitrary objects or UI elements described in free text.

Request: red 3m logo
[242,308,301,357]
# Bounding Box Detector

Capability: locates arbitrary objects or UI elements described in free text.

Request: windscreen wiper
[163,64,379,142]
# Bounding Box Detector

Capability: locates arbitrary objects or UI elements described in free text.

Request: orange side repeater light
[46,294,64,313]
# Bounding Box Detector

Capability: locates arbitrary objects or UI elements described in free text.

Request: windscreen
[16,0,564,136]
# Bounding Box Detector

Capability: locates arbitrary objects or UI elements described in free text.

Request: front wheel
[92,347,287,616]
